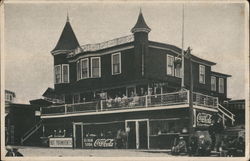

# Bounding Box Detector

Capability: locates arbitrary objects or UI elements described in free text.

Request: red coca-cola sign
[94,139,114,148]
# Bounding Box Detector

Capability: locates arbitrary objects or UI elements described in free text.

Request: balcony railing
[41,90,218,116]
[68,35,134,57]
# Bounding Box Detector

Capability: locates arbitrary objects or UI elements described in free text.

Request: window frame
[166,54,174,76]
[199,65,206,84]
[219,78,224,93]
[211,76,216,91]
[111,52,122,75]
[91,57,101,78]
[80,58,89,79]
[62,64,69,83]
[54,65,62,84]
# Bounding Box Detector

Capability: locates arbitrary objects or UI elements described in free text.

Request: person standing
[213,117,224,152]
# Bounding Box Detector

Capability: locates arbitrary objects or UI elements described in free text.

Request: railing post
[222,114,225,126]
[187,90,189,104]
[64,104,67,114]
[145,96,148,107]
[100,100,103,111]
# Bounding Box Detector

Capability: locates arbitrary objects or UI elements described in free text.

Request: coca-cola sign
[94,139,114,148]
[196,112,212,127]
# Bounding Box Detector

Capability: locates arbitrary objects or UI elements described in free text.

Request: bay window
[81,58,89,79]
[91,57,101,78]
[62,64,69,83]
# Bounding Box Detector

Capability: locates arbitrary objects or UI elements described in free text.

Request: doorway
[125,119,149,149]
[73,122,83,149]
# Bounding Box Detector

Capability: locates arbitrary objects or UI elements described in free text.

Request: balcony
[41,90,218,117]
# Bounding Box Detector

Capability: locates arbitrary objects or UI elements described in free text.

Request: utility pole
[181,4,185,89]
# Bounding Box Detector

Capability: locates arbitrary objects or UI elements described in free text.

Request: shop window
[91,57,101,78]
[62,64,69,83]
[166,55,174,76]
[81,58,89,79]
[112,52,121,75]
[199,65,205,84]
[211,76,216,91]
[219,78,224,93]
[54,65,61,84]
[149,120,178,136]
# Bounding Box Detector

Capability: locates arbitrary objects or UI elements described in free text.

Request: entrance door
[73,123,83,149]
[125,119,149,149]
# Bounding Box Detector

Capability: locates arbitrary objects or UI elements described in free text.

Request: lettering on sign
[94,139,114,148]
[49,138,72,147]
[196,112,212,127]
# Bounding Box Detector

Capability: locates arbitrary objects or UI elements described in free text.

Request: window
[211,76,216,91]
[175,57,181,78]
[54,65,61,84]
[91,57,101,78]
[199,65,205,84]
[166,55,174,76]
[81,58,89,79]
[112,52,121,75]
[76,60,81,80]
[62,64,69,83]
[219,78,224,93]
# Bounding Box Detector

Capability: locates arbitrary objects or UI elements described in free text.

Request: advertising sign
[193,109,213,127]
[83,137,114,148]
[49,138,72,148]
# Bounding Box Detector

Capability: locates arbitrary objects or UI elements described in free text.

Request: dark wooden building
[25,11,235,149]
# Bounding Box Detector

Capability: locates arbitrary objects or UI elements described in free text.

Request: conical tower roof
[131,10,151,33]
[51,18,79,53]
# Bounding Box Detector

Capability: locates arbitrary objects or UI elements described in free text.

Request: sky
[4,1,247,104]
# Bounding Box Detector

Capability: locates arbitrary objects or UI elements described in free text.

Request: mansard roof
[131,10,151,33]
[51,20,80,53]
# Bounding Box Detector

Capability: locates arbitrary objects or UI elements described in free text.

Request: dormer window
[112,52,121,75]
[199,65,205,84]
[91,57,101,78]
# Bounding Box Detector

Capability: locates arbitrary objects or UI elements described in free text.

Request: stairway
[217,104,235,126]
[20,120,43,145]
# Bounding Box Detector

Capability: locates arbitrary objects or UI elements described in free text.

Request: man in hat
[171,136,187,155]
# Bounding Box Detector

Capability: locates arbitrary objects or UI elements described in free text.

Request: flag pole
[181,4,185,89]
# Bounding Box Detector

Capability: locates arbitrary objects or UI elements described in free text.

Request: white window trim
[91,57,101,78]
[166,54,174,76]
[62,64,69,83]
[199,65,205,84]
[111,52,121,75]
[219,78,224,93]
[80,58,89,79]
[211,76,216,91]
[54,65,61,84]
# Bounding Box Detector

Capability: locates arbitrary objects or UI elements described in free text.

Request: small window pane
[55,65,61,84]
[62,65,69,83]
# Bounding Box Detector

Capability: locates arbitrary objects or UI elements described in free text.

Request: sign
[94,139,114,148]
[49,138,72,148]
[196,112,212,127]
[83,137,94,148]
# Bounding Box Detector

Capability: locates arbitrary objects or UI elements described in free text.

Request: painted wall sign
[49,138,72,148]
[196,112,212,127]
[83,137,94,148]
[94,139,114,148]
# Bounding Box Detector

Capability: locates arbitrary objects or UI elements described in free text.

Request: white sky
[4,2,247,103]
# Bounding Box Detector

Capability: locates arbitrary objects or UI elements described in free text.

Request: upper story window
[211,76,216,91]
[62,64,69,83]
[91,57,101,78]
[219,78,224,93]
[166,55,174,76]
[174,57,181,78]
[54,64,69,84]
[112,52,121,75]
[76,60,81,80]
[81,58,89,79]
[199,65,205,84]
[54,65,61,84]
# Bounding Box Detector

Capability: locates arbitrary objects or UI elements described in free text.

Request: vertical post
[222,114,225,126]
[100,100,103,111]
[145,95,148,107]
[181,4,185,89]
[64,104,67,114]
[189,57,194,136]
